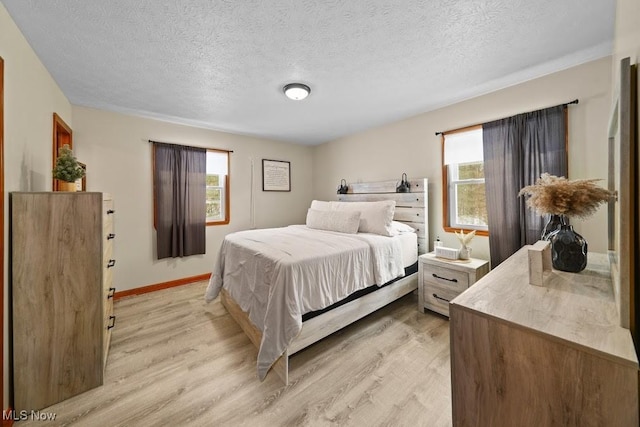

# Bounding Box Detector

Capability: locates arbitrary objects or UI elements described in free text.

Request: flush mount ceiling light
[283,83,311,100]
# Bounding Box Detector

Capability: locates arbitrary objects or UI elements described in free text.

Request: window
[442,126,488,234]
[206,149,230,225]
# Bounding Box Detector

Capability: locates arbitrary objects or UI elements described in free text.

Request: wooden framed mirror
[608,57,638,346]
[52,113,72,191]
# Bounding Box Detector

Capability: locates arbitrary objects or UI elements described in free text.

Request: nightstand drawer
[424,285,458,317]
[422,264,469,293]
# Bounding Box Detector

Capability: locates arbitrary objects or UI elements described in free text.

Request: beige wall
[614,0,640,66]
[313,57,613,260]
[71,106,314,292]
[613,0,640,167]
[612,0,640,138]
[1,2,74,410]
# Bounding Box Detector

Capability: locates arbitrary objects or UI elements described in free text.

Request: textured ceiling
[2,0,615,145]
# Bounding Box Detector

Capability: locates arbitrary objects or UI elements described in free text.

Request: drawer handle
[107,209,115,215]
[107,259,116,268]
[107,315,116,330]
[107,233,116,240]
[433,293,451,303]
[108,287,116,299]
[432,273,457,283]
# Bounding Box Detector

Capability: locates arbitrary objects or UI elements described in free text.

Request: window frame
[441,125,489,236]
[206,148,230,226]
[52,113,73,191]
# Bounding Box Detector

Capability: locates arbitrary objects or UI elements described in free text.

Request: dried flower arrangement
[518,173,613,218]
[455,229,476,246]
[454,229,476,260]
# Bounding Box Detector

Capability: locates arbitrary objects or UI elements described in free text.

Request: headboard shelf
[337,178,429,254]
[342,179,425,195]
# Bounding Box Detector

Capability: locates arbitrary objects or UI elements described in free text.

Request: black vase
[541,214,563,240]
[548,217,588,272]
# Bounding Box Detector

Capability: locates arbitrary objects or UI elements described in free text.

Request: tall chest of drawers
[10,192,116,412]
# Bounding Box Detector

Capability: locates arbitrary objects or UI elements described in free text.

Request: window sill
[207,220,229,226]
[443,225,489,237]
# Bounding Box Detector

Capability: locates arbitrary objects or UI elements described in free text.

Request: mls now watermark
[3,409,57,421]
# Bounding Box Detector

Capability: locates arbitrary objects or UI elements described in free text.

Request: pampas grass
[518,173,613,218]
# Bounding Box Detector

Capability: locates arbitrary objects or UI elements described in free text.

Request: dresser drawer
[103,196,114,214]
[103,197,114,233]
[103,238,113,264]
[422,264,469,293]
[103,214,113,234]
[103,299,115,369]
[103,283,115,315]
[103,264,114,288]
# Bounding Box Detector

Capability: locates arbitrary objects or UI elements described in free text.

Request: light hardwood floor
[20,281,452,427]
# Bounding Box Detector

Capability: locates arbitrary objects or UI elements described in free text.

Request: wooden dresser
[11,192,116,412]
[449,246,638,426]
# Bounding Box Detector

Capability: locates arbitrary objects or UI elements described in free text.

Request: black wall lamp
[337,179,349,194]
[396,173,410,193]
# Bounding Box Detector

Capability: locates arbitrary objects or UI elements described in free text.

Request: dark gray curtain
[483,105,567,267]
[154,142,206,259]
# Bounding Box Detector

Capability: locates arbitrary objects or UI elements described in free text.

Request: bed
[205,178,428,384]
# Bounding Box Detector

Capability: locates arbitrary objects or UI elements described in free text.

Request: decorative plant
[455,229,476,247]
[53,144,85,182]
[518,173,613,218]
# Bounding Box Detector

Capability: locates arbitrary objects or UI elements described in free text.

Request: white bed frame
[221,178,428,384]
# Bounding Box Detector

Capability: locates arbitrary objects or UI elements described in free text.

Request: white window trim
[441,125,489,235]
[447,169,488,231]
[206,150,230,225]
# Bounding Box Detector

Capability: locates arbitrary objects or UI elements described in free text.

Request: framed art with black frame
[262,159,291,192]
[75,162,86,191]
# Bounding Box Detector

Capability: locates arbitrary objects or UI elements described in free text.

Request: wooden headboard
[337,178,429,254]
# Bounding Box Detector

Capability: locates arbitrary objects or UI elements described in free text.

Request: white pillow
[330,200,396,236]
[306,209,361,234]
[310,200,332,211]
[391,221,416,235]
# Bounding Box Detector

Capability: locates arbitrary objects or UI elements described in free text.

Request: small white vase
[459,245,471,260]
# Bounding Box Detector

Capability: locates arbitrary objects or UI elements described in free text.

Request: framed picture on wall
[75,162,86,191]
[262,159,291,192]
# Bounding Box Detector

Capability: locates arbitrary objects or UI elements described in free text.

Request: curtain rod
[148,139,234,153]
[434,99,579,136]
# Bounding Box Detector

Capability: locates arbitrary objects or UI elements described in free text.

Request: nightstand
[418,253,490,317]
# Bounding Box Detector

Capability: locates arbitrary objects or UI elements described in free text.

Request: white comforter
[205,225,404,380]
